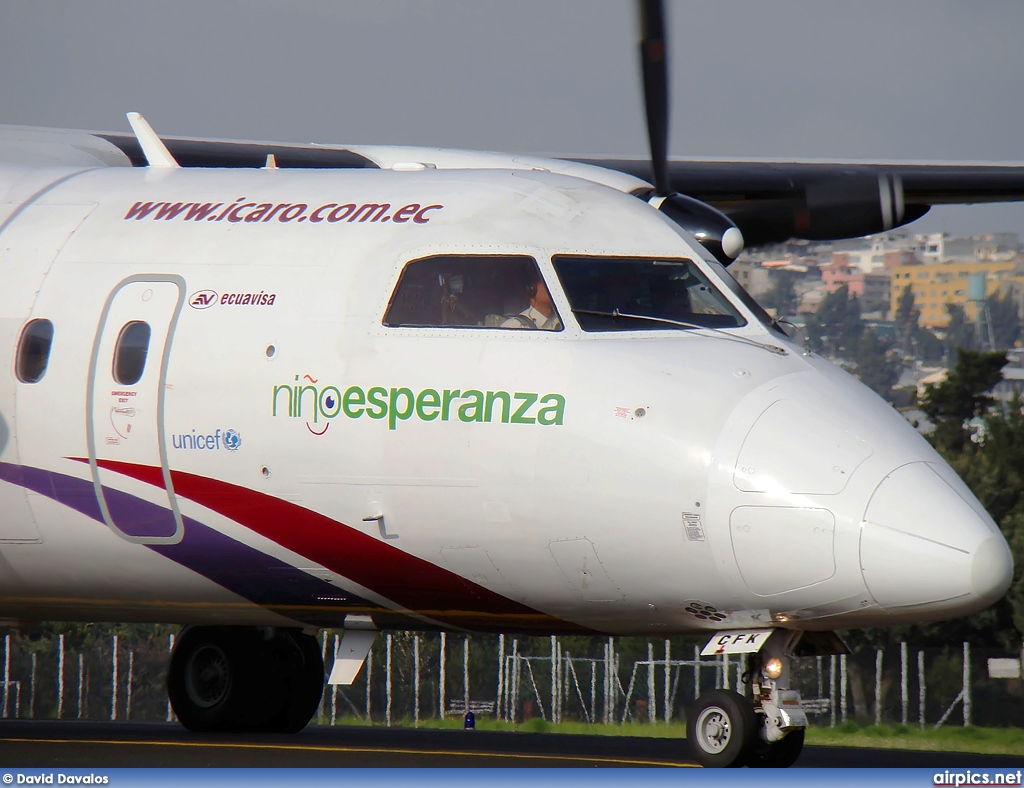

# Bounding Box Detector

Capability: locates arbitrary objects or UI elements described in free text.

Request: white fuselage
[0,160,1012,636]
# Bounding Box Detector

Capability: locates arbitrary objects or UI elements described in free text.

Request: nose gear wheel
[686,689,756,767]
[694,705,733,753]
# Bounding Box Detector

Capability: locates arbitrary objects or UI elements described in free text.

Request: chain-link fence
[2,627,1022,729]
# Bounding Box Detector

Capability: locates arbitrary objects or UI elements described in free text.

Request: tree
[932,397,1024,645]
[813,285,863,358]
[853,329,900,400]
[804,314,824,353]
[914,326,945,363]
[759,270,798,316]
[919,349,1007,453]
[985,291,1022,350]
[944,303,977,360]
[895,285,920,357]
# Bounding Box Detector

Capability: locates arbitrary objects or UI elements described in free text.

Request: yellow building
[890,260,1018,328]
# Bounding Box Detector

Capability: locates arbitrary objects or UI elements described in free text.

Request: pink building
[820,255,861,296]
[819,255,891,308]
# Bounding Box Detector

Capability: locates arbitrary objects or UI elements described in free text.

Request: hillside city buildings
[734,230,1024,330]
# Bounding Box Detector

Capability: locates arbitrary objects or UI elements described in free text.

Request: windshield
[552,256,746,332]
[705,260,791,339]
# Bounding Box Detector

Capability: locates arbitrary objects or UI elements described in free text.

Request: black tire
[167,626,257,732]
[263,630,325,734]
[748,727,805,768]
[686,689,757,768]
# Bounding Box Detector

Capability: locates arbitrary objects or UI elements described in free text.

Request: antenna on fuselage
[126,112,180,168]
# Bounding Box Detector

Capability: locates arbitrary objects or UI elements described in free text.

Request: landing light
[763,657,784,680]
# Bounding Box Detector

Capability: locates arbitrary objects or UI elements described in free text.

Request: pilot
[502,277,562,330]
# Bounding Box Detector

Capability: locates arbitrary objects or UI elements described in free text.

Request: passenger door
[87,275,186,543]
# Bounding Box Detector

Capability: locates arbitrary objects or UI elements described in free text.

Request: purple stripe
[105,479,178,538]
[0,461,375,626]
[1,462,104,522]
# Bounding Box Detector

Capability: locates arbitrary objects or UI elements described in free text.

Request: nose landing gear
[167,625,324,733]
[686,629,845,768]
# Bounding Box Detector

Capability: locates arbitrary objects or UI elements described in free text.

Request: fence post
[365,644,373,722]
[2,633,9,718]
[330,634,339,725]
[918,650,925,729]
[549,636,556,725]
[693,645,700,706]
[464,636,470,720]
[29,653,36,719]
[78,653,84,720]
[556,639,563,724]
[962,641,971,727]
[438,632,446,720]
[647,642,655,724]
[110,634,118,721]
[385,634,392,727]
[663,639,671,724]
[495,634,504,723]
[511,638,519,724]
[414,635,421,727]
[57,633,64,719]
[900,642,908,726]
[840,653,847,723]
[610,646,618,720]
[874,648,882,726]
[589,658,596,726]
[829,655,836,727]
[166,634,175,722]
[317,632,327,723]
[126,651,134,720]
[603,640,609,723]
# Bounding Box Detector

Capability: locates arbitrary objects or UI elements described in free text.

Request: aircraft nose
[860,462,1013,615]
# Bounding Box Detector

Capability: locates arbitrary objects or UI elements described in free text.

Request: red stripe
[91,459,586,632]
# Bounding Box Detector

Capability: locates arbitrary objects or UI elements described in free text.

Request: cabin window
[384,255,562,330]
[15,319,55,383]
[552,255,746,332]
[113,321,152,385]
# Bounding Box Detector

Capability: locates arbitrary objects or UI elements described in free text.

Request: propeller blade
[639,0,670,195]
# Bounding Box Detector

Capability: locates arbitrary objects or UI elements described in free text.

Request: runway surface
[2,720,1024,768]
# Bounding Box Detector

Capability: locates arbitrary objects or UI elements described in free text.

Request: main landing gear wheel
[168,626,325,733]
[260,630,325,734]
[748,727,805,768]
[686,689,757,768]
[167,626,254,732]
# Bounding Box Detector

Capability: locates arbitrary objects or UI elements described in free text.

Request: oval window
[15,319,55,383]
[113,321,152,385]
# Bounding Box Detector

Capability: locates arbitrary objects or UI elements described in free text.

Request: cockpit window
[384,255,562,331]
[552,255,746,332]
[705,260,790,338]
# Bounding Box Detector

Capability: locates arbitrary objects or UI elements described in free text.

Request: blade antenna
[126,112,179,169]
[639,0,670,195]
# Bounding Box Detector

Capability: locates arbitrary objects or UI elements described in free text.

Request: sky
[3,0,1024,239]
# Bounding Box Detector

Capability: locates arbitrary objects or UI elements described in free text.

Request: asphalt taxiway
[1,720,1023,768]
